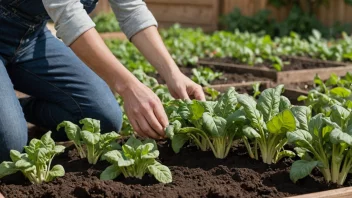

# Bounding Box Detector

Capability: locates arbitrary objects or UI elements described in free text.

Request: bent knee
[83,104,123,133]
[0,120,27,162]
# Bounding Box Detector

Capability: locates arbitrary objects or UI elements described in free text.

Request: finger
[154,102,169,130]
[136,115,161,139]
[193,86,206,101]
[178,88,190,100]
[129,118,146,138]
[145,110,165,137]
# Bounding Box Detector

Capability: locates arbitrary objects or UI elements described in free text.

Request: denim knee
[82,97,123,134]
[0,118,28,162]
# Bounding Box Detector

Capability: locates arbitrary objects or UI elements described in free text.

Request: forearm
[131,26,180,80]
[70,28,139,94]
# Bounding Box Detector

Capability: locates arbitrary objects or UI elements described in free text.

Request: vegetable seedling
[0,132,65,184]
[57,118,120,164]
[100,136,172,183]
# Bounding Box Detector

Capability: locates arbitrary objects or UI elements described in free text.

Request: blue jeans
[0,1,122,162]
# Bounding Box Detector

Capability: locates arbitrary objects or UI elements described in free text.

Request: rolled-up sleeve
[109,0,158,39]
[42,0,95,46]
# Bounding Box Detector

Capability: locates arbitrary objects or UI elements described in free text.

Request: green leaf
[125,136,143,149]
[0,161,18,178]
[117,157,135,167]
[242,125,261,139]
[80,130,100,145]
[100,165,121,180]
[189,101,206,121]
[202,113,227,137]
[148,161,172,183]
[267,109,296,134]
[330,128,352,145]
[79,118,101,133]
[122,145,135,159]
[290,160,319,183]
[47,165,65,181]
[142,149,160,159]
[214,87,237,117]
[14,159,32,169]
[41,131,55,148]
[102,150,122,164]
[276,150,296,162]
[57,121,81,143]
[54,145,65,154]
[291,106,311,131]
[10,150,23,162]
[257,85,284,122]
[171,134,189,153]
[330,105,350,125]
[308,114,325,137]
[279,96,291,111]
[287,130,313,147]
[330,87,351,98]
[237,94,265,129]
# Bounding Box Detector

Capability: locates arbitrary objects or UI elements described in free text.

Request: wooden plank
[206,81,270,93]
[99,32,127,40]
[287,186,352,198]
[198,57,351,84]
[147,4,216,25]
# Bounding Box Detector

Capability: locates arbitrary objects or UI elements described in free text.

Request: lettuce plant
[100,136,172,183]
[236,85,297,164]
[191,67,223,86]
[57,118,120,164]
[288,104,352,185]
[166,88,244,159]
[299,74,352,115]
[0,132,65,184]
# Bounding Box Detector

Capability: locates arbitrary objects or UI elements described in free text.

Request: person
[0,0,205,163]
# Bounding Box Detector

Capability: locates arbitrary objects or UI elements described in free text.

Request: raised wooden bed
[198,57,352,84]
[288,186,352,198]
[99,32,127,40]
[206,80,270,93]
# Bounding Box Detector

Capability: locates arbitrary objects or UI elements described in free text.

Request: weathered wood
[220,0,352,27]
[205,81,270,93]
[198,58,352,84]
[146,0,219,32]
[288,186,352,198]
[99,32,127,40]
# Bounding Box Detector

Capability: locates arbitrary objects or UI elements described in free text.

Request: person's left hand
[165,71,205,101]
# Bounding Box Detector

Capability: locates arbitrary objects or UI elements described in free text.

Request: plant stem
[243,137,255,159]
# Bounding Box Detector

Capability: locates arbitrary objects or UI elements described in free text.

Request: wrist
[158,62,182,82]
[114,75,141,97]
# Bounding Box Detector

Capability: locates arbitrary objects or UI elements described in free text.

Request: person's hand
[119,81,168,139]
[165,71,205,101]
[0,192,4,198]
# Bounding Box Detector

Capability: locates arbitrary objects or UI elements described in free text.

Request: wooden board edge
[285,55,349,66]
[286,186,352,198]
[204,81,270,93]
[277,65,352,83]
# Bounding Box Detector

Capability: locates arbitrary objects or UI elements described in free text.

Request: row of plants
[105,24,352,73]
[3,81,352,186]
[0,118,172,184]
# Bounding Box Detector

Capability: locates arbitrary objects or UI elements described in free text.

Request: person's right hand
[0,192,4,198]
[119,81,169,139]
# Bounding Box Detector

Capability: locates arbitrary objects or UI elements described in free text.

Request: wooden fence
[220,0,352,26]
[91,0,352,31]
[90,0,219,32]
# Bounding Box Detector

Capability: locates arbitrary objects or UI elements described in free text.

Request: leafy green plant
[204,87,220,101]
[298,73,352,115]
[100,136,172,183]
[92,12,120,33]
[166,88,244,159]
[288,104,352,185]
[0,132,65,184]
[236,85,297,164]
[191,67,223,86]
[57,118,120,164]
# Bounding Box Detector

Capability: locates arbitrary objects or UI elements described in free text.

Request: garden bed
[1,142,349,198]
[198,56,351,84]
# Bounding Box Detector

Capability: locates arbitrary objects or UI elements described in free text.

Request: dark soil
[201,57,344,71]
[153,67,269,85]
[1,142,349,198]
